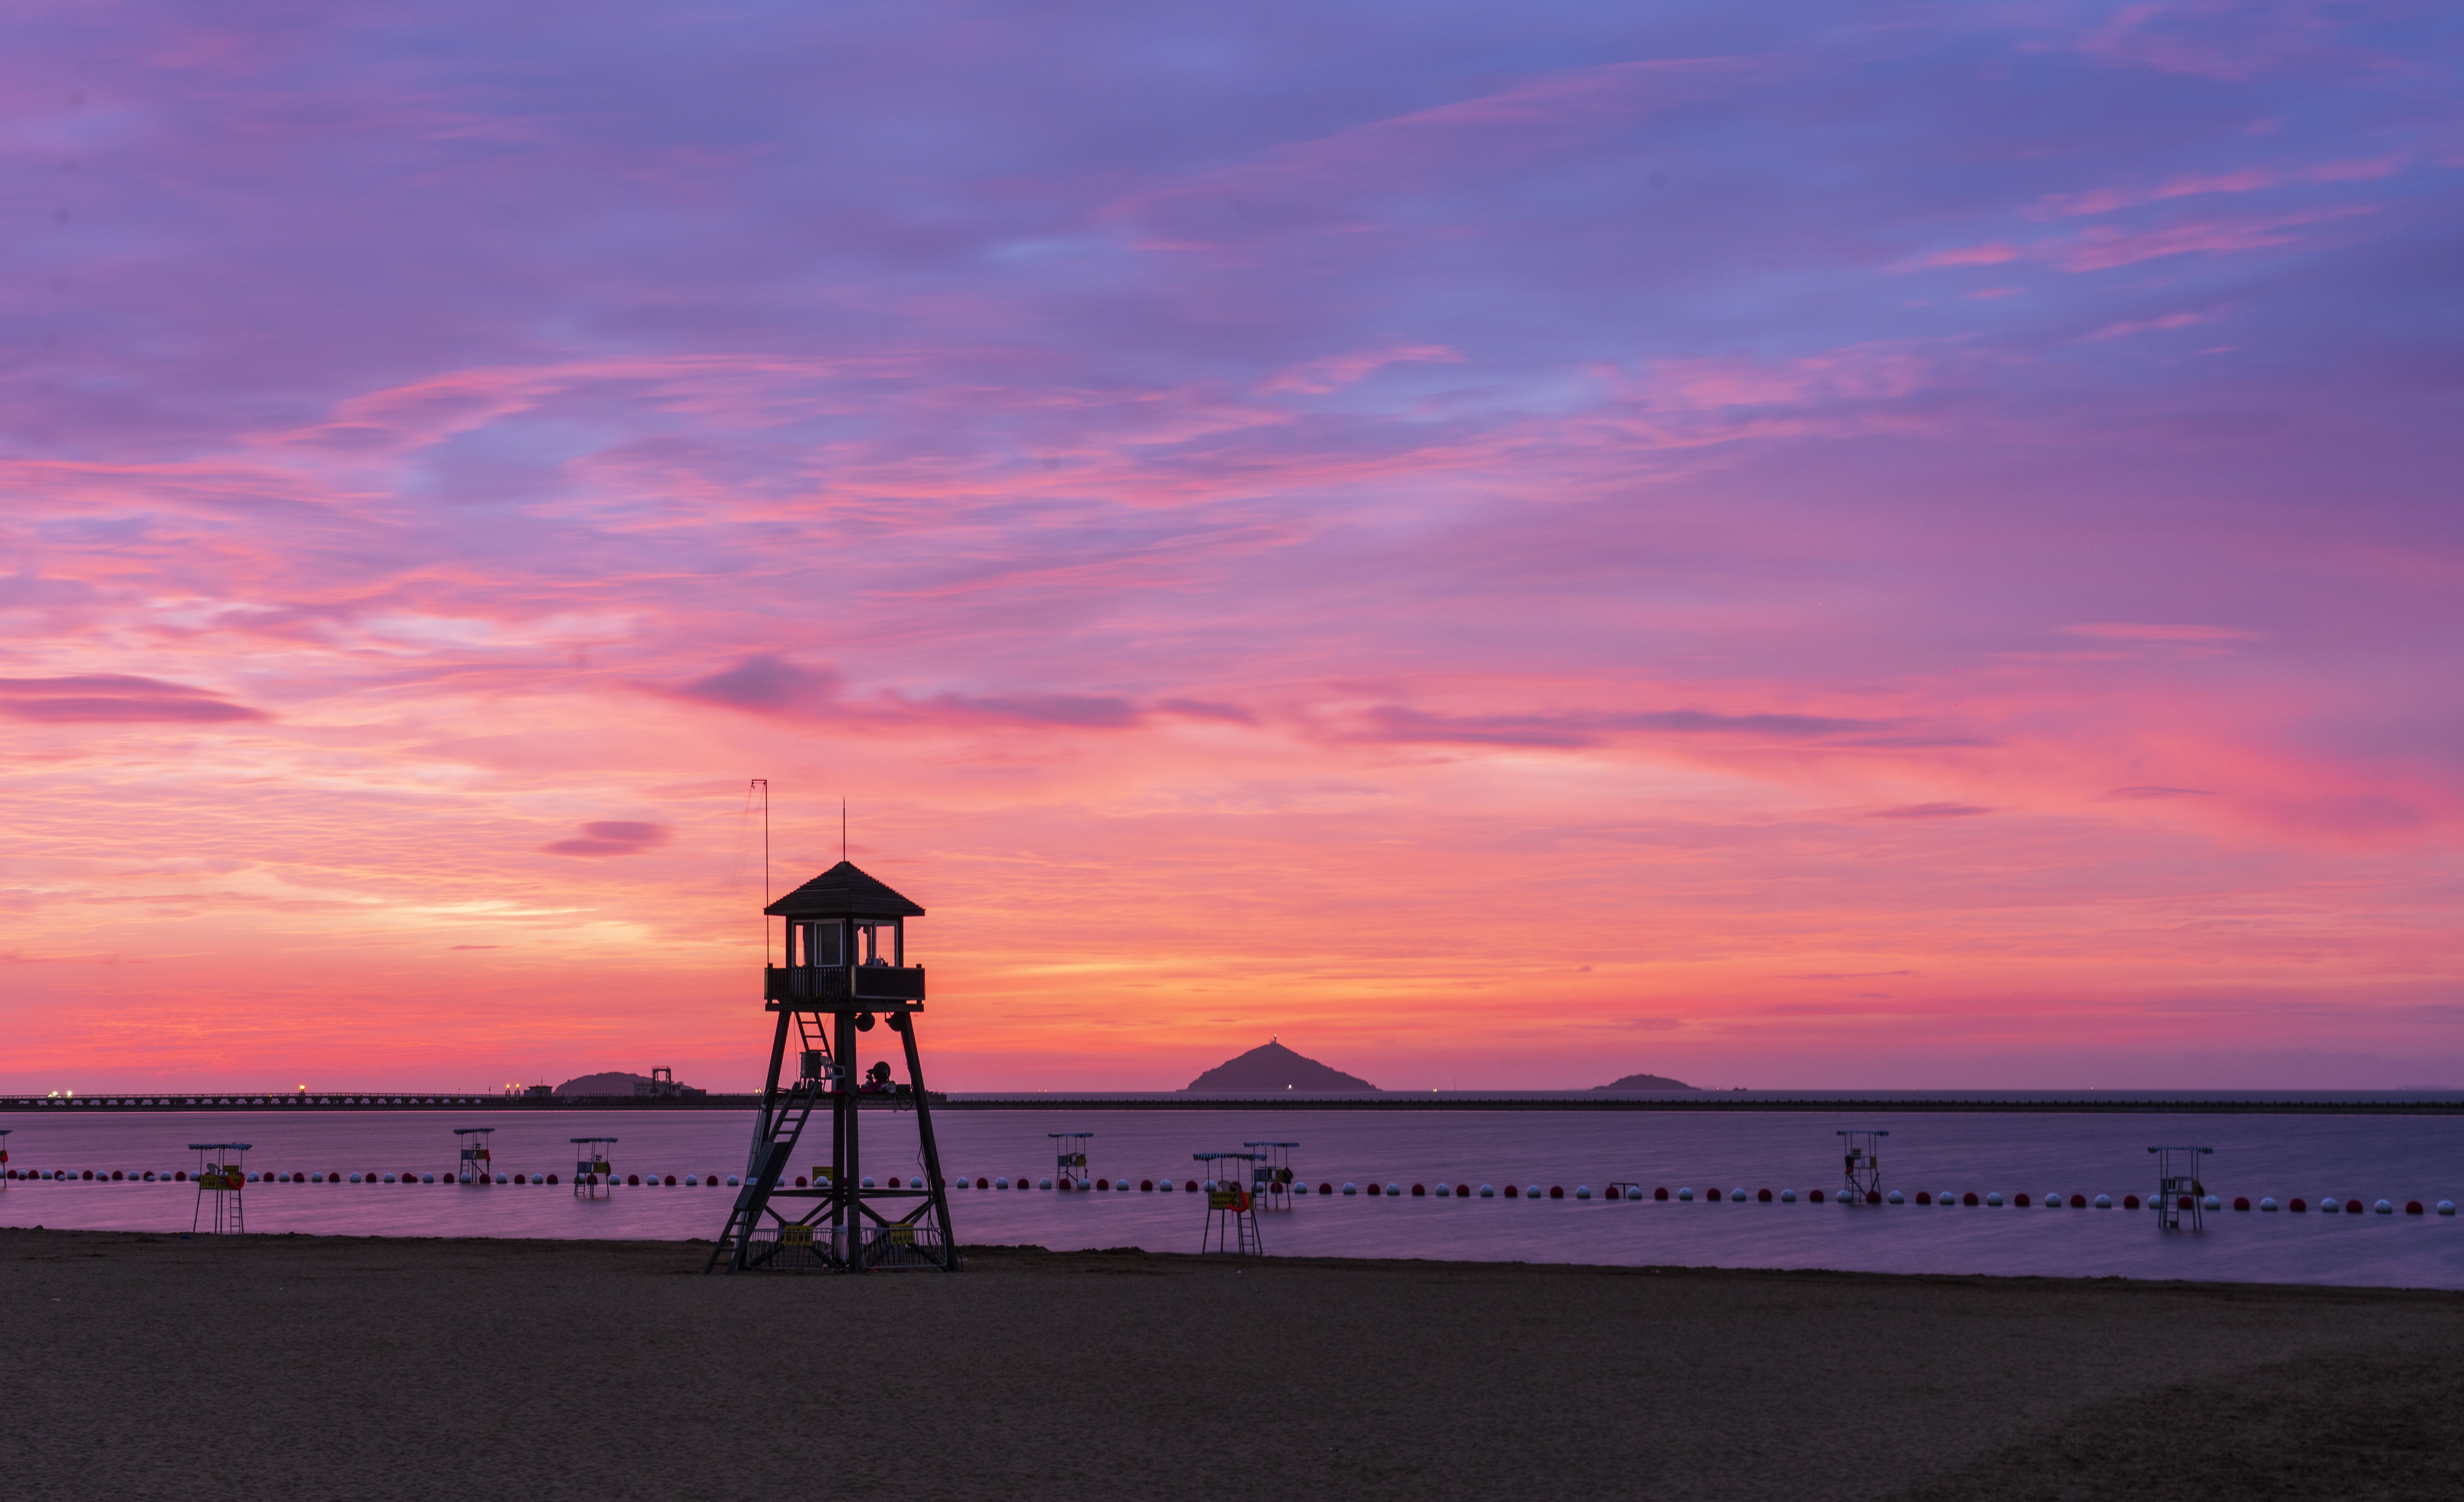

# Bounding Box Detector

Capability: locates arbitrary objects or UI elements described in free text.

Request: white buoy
[2439,1201,2456,1215]
[1435,1182,1451,1197]
[1986,1192,2003,1206]
[1525,1185,1542,1199]
[1677,1186,1694,1201]
[1385,1183,1401,1196]
[2321,1196,2341,1213]
[1780,1188,1797,1203]
[1039,1177,1053,1190]
[2095,1194,2111,1209]
[2375,1199,2393,1214]
[1480,1184,1495,1197]
[2205,1195,2222,1211]
[2043,1192,2061,1208]
[1576,1185,1591,1200]
[1886,1190,1904,1205]
[1728,1187,1745,1202]
[1342,1182,1357,1195]
[2259,1196,2278,1210]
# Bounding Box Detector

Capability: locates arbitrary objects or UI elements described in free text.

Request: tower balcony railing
[764,964,928,1005]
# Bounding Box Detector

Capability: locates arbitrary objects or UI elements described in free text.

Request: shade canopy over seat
[763,860,926,920]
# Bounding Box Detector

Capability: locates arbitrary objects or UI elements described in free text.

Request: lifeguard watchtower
[1837,1129,1887,1204]
[707,859,955,1273]
[454,1127,495,1184]
[1195,1151,1265,1255]
[1243,1141,1299,1208]
[190,1142,250,1233]
[1050,1132,1093,1191]
[2149,1145,2213,1231]
[572,1137,616,1199]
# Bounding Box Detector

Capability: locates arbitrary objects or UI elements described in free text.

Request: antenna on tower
[841,798,847,862]
[750,778,771,962]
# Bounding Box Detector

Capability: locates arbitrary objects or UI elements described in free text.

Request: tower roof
[763,860,926,919]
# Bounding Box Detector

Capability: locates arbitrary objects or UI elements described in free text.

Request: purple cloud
[542,821,671,858]
[0,676,266,724]
[669,657,843,718]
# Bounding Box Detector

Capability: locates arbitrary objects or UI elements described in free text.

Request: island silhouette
[1183,1039,1377,1092]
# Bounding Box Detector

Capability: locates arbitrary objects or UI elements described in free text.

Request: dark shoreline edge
[3,1225,2458,1301]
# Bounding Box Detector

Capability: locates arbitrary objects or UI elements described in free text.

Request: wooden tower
[707,860,956,1272]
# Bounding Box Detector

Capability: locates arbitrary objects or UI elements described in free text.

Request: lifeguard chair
[1837,1129,1887,1204]
[706,859,955,1273]
[572,1137,617,1199]
[1049,1132,1093,1191]
[454,1127,495,1184]
[1195,1152,1265,1255]
[1243,1141,1299,1208]
[2149,1145,2212,1231]
[190,1142,250,1233]
[0,1128,11,1189]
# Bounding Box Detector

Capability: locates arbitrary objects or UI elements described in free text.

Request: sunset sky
[4,2,2460,1092]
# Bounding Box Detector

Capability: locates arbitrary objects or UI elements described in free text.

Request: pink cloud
[1262,345,1467,396]
[1916,242,2023,267]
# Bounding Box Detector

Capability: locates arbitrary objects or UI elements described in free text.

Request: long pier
[7,1092,2462,1115]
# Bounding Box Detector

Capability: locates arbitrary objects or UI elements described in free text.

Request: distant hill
[1184,1040,1377,1093]
[1594,1072,1698,1092]
[557,1070,703,1098]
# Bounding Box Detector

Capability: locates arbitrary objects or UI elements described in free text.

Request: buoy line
[2,1169,2454,1217]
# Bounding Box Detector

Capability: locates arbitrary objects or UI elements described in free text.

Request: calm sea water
[4,1109,2459,1289]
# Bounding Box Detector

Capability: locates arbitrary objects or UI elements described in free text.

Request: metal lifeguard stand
[1838,1129,1887,1204]
[572,1137,617,1199]
[454,1127,495,1185]
[1243,1141,1299,1208]
[2149,1146,2212,1231]
[190,1142,250,1233]
[1050,1132,1093,1191]
[1195,1152,1265,1255]
[707,859,955,1273]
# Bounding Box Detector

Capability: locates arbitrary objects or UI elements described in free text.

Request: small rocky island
[1183,1039,1377,1093]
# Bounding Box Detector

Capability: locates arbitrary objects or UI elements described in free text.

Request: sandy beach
[2,1229,2458,1501]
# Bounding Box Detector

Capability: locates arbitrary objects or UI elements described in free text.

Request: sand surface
[2,1228,2459,1501]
